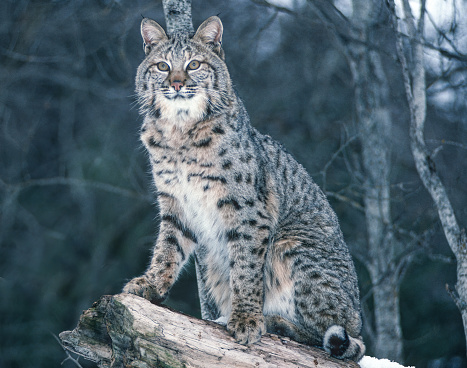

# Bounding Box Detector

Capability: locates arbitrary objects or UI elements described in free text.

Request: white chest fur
[157,162,233,316]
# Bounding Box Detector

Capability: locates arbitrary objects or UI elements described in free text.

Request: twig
[426,139,467,152]
[320,135,358,192]
[446,284,467,312]
[425,5,465,60]
[250,0,294,16]
[325,191,363,212]
[51,333,84,368]
[3,177,151,201]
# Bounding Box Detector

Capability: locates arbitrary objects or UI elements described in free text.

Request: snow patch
[359,356,414,368]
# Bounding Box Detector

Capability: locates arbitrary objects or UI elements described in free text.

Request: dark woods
[0,1,465,367]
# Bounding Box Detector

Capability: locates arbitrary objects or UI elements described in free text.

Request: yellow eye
[187,60,200,70]
[157,62,169,71]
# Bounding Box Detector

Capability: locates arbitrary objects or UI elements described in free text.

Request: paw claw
[122,276,165,304]
[227,313,265,345]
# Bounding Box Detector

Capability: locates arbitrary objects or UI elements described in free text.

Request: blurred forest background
[1,0,466,367]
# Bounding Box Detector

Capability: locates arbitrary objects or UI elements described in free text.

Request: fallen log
[59,293,359,368]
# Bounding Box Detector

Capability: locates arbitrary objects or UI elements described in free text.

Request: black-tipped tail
[323,325,365,362]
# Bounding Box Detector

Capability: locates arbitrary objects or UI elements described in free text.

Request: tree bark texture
[389,0,467,354]
[59,293,359,368]
[162,0,194,36]
[347,0,403,362]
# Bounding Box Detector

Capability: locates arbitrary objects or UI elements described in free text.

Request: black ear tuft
[141,18,168,55]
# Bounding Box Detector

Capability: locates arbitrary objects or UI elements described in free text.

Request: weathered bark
[162,0,194,36]
[347,0,403,362]
[388,0,467,354]
[59,293,358,368]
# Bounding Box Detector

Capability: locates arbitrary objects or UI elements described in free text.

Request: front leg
[123,196,196,304]
[225,210,271,344]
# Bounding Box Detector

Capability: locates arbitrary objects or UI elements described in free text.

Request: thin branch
[389,0,463,256]
[0,46,68,63]
[425,5,465,60]
[417,0,426,38]
[1,177,151,201]
[256,9,279,37]
[426,139,467,152]
[325,191,364,212]
[319,134,358,192]
[52,333,84,368]
[427,253,456,264]
[446,284,467,312]
[250,0,294,16]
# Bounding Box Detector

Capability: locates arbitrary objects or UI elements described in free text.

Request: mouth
[165,92,195,100]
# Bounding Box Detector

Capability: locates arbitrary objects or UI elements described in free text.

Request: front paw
[122,276,166,304]
[227,312,265,345]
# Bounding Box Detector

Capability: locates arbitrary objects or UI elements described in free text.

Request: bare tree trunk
[388,0,467,354]
[162,0,194,36]
[59,294,358,368]
[348,0,403,361]
[305,0,405,360]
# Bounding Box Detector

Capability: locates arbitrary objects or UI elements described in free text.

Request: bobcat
[123,15,365,361]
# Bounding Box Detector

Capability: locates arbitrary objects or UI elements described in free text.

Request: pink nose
[171,81,183,92]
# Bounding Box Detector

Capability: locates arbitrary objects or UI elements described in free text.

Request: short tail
[323,325,365,362]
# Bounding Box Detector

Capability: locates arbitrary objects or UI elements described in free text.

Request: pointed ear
[141,18,168,55]
[194,16,224,58]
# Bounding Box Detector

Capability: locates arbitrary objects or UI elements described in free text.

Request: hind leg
[265,315,319,345]
[263,238,324,346]
[265,238,364,361]
[290,246,365,360]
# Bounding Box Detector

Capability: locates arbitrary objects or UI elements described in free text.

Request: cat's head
[136,16,233,125]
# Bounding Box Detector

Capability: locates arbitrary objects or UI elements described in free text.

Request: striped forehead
[161,35,196,63]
